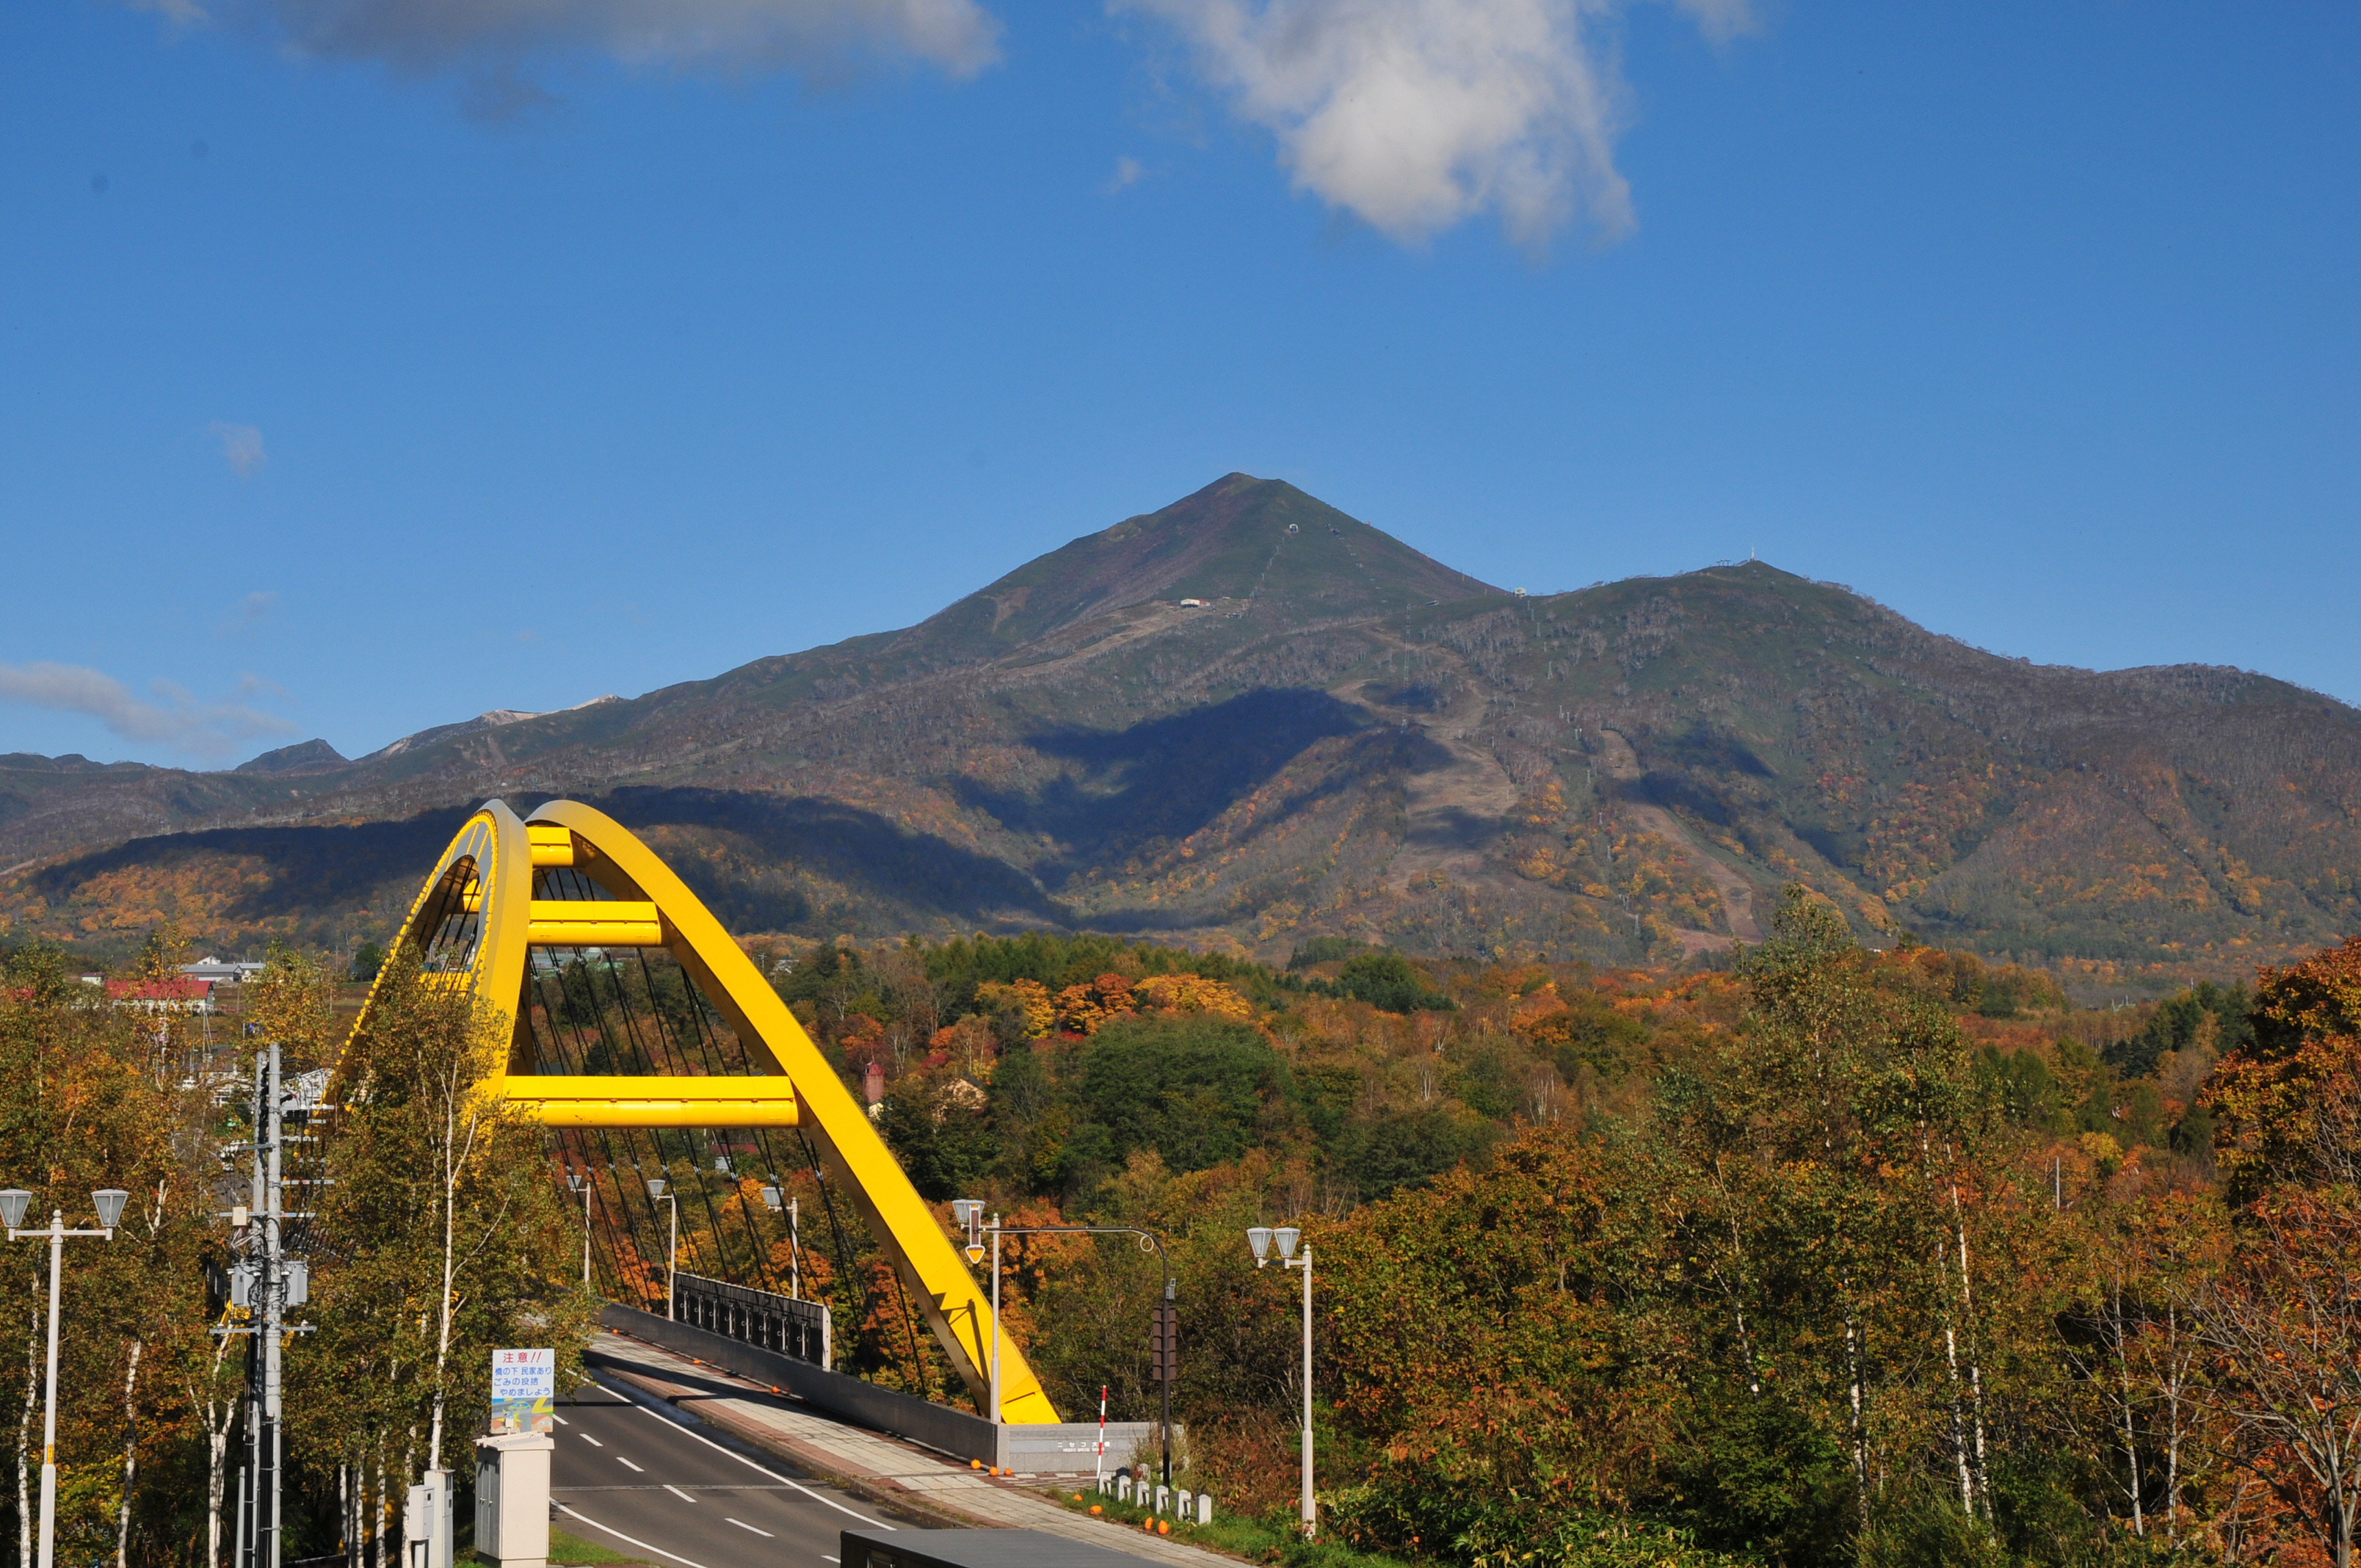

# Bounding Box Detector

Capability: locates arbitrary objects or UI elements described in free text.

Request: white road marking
[601,1376,894,1529]
[725,1519,772,1538]
[664,1485,696,1503]
[579,1434,603,1448]
[822,1556,839,1562]
[552,1415,570,1426]
[617,1457,644,1473]
[555,1505,712,1568]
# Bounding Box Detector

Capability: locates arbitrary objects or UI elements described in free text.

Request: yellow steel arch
[350,797,1058,1423]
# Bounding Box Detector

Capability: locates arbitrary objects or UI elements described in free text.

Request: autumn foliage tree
[2184,936,2361,1568]
[1304,893,2133,1567]
[286,950,591,1562]
[0,943,211,1568]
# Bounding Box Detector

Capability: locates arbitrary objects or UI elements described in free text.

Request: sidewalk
[585,1326,1234,1568]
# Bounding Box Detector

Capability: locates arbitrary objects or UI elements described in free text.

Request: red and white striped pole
[1095,1384,1109,1488]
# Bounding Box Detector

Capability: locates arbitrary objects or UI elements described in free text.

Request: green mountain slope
[4,477,2355,993]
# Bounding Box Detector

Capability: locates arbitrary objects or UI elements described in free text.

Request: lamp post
[954,1205,1175,1484]
[1248,1224,1314,1538]
[645,1178,678,1319]
[1,1188,127,1568]
[989,1215,1003,1434]
[760,1184,801,1299]
[568,1171,592,1289]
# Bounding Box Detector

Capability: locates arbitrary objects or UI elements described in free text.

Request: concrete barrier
[997,1421,1160,1475]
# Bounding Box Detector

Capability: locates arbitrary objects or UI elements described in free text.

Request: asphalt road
[549,1381,926,1568]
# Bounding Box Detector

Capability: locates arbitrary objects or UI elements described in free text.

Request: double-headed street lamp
[1248,1224,1315,1539]
[644,1178,679,1319]
[1,1188,127,1568]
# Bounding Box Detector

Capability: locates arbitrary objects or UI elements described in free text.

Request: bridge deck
[586,1326,1234,1568]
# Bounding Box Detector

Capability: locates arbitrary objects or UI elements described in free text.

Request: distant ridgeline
[6,471,2359,990]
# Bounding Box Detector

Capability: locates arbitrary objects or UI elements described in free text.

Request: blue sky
[3,0,2356,766]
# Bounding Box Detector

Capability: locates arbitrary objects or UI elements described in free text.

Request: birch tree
[290,950,590,1515]
[0,943,208,1568]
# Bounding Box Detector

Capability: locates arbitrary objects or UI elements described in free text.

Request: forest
[4,891,2360,1568]
[627,899,2357,1567]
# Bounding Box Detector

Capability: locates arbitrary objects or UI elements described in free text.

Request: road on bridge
[550,1380,928,1568]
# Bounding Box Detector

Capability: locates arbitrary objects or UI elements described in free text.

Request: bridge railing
[670,1271,831,1368]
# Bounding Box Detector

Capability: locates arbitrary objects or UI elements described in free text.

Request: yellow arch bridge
[347,797,1059,1425]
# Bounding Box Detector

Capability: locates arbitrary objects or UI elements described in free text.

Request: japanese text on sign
[490,1348,555,1435]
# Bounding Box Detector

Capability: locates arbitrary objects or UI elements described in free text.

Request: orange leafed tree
[2209,934,2361,1204]
[1131,973,1255,1024]
[2189,934,2361,1567]
[1053,974,1136,1036]
[974,979,1053,1041]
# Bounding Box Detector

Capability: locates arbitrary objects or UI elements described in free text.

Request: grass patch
[546,1526,653,1566]
[1051,1487,1413,1568]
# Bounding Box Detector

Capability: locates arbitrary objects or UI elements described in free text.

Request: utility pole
[249,1043,285,1568]
[219,1043,313,1568]
[1156,1276,1175,1489]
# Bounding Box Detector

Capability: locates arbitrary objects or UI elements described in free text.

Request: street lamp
[957,1206,1175,1483]
[567,1170,592,1289]
[949,1199,985,1263]
[644,1178,678,1320]
[947,1200,999,1425]
[1248,1224,1315,1538]
[763,1184,802,1299]
[2,1188,126,1568]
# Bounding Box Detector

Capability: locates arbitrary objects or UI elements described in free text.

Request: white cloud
[1123,0,1752,248]
[214,590,279,641]
[0,661,296,760]
[170,0,1000,92]
[1106,154,1145,193]
[1672,0,1753,47]
[208,421,266,478]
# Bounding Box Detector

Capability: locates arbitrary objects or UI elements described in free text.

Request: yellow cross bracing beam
[349,798,1059,1423]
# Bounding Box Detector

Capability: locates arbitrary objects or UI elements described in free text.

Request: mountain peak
[20,471,2361,983]
[914,473,1497,653]
[231,738,349,776]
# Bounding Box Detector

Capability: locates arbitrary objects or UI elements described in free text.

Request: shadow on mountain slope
[29,810,477,921]
[583,787,1065,929]
[26,791,1067,940]
[1067,722,1473,935]
[950,689,1369,874]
